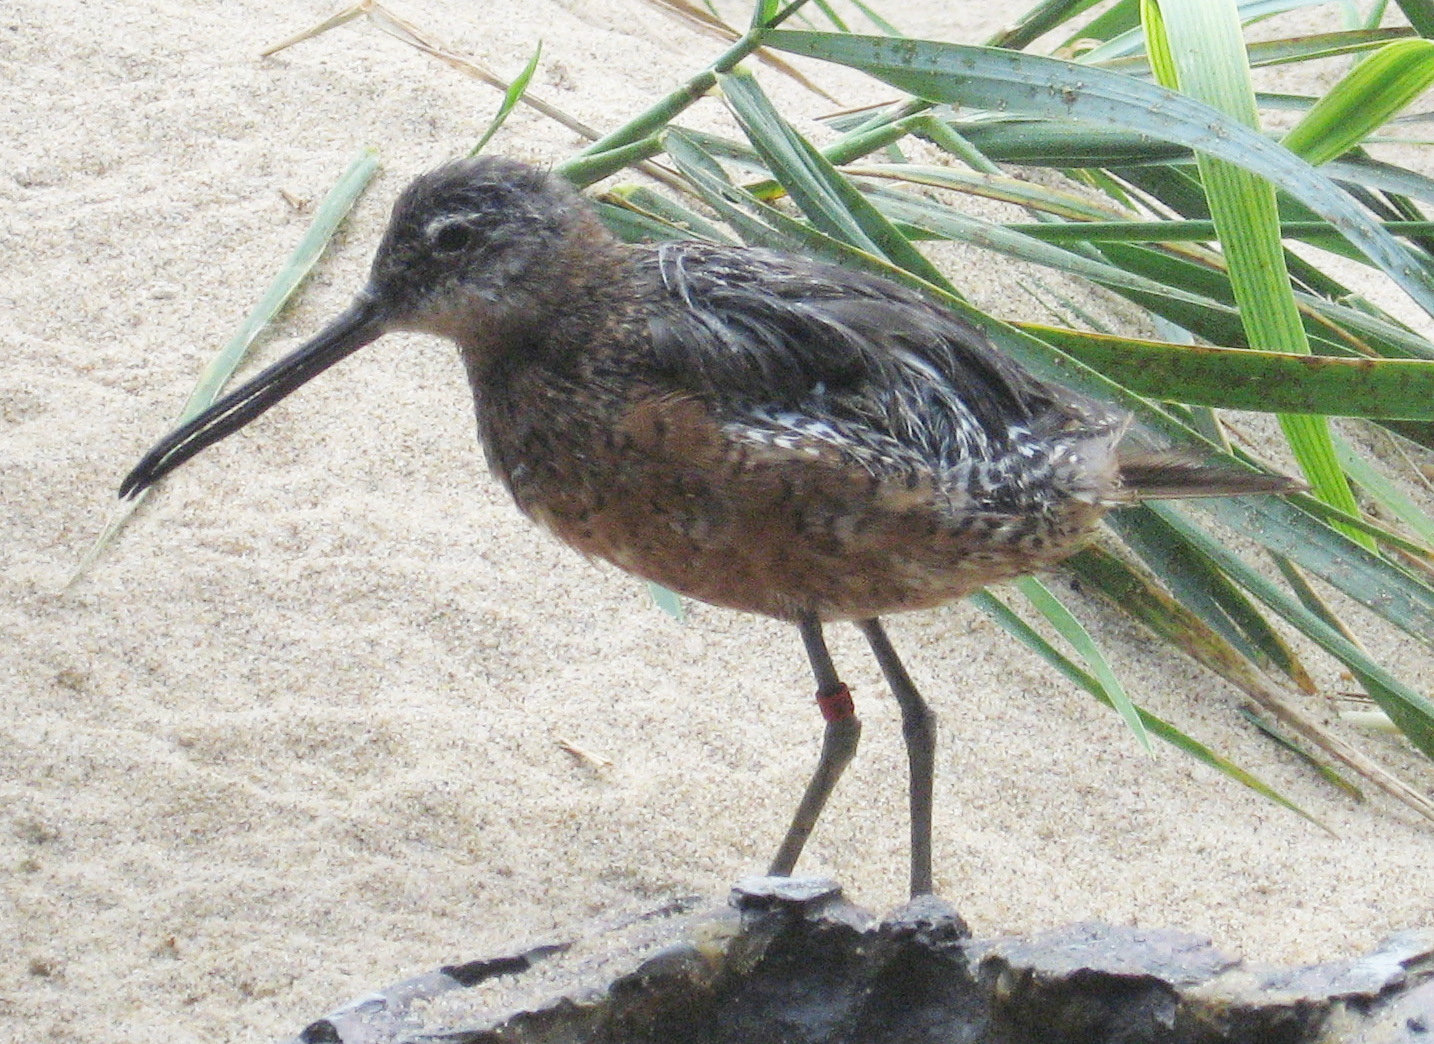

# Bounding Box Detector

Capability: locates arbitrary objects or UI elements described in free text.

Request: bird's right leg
[767,612,862,878]
[856,617,935,897]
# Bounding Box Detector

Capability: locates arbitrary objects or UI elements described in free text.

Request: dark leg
[856,617,936,897]
[768,613,862,878]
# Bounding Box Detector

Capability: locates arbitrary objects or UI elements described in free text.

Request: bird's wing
[637,241,1118,474]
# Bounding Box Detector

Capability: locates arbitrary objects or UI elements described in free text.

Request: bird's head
[365,156,595,341]
[118,156,597,499]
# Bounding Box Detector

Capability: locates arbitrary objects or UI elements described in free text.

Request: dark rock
[279,884,1434,1044]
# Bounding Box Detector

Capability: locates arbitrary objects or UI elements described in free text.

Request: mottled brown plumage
[122,156,1301,897]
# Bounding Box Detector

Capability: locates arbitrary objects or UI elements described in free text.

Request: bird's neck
[457,228,633,387]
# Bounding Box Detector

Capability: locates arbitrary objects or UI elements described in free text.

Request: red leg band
[816,682,855,723]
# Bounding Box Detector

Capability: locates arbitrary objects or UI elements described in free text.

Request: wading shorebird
[122,156,1300,896]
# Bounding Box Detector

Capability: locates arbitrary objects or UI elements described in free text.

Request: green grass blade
[717,68,956,291]
[74,149,380,583]
[865,187,1242,315]
[1151,501,1434,758]
[1202,493,1434,647]
[1096,513,1316,691]
[178,150,380,419]
[1281,39,1434,165]
[1237,708,1364,799]
[1079,0,1357,62]
[1332,430,1434,546]
[956,320,1434,657]
[1238,26,1412,66]
[557,135,666,188]
[945,120,1194,167]
[593,200,709,244]
[1067,542,1434,821]
[1015,576,1150,749]
[1281,490,1434,560]
[991,0,1109,51]
[1027,326,1434,419]
[1004,218,1434,243]
[664,129,922,279]
[764,29,1434,317]
[1393,0,1434,39]
[1056,0,1143,55]
[719,71,877,250]
[1270,554,1368,651]
[600,185,738,244]
[851,163,1134,221]
[971,588,1324,825]
[1143,0,1369,546]
[1095,27,1414,72]
[471,42,542,156]
[1082,234,1434,366]
[1328,156,1434,210]
[842,0,901,36]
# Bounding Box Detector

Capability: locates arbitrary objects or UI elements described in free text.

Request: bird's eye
[432,223,471,253]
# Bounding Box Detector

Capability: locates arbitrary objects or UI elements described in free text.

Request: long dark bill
[119,294,387,499]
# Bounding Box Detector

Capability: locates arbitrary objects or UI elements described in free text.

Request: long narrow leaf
[1067,543,1434,821]
[1281,38,1434,165]
[664,129,924,281]
[1152,502,1434,758]
[1016,576,1150,749]
[73,149,380,583]
[718,68,956,291]
[471,43,542,156]
[970,588,1322,824]
[1004,218,1434,243]
[1144,0,1367,544]
[866,187,1241,316]
[1332,431,1434,547]
[1027,326,1434,419]
[954,321,1434,650]
[765,30,1434,318]
[1095,27,1416,72]
[1095,514,1315,691]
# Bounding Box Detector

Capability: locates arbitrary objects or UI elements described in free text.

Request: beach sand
[3,2,1432,1041]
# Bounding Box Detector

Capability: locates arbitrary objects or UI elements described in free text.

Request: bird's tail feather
[1117,451,1305,500]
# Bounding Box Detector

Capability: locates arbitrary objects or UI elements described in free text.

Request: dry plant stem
[636,0,839,103]
[260,1,790,197]
[1075,544,1432,823]
[1271,556,1372,657]
[556,737,615,769]
[1393,547,1434,584]
[262,2,598,140]
[578,0,815,161]
[262,2,691,192]
[1238,676,1434,824]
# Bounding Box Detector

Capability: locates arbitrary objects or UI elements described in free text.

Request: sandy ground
[3,1,1433,1041]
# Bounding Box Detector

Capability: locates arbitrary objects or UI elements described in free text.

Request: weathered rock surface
[288,877,1434,1044]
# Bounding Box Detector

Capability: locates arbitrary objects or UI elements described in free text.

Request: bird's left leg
[856,617,936,897]
[767,612,862,879]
